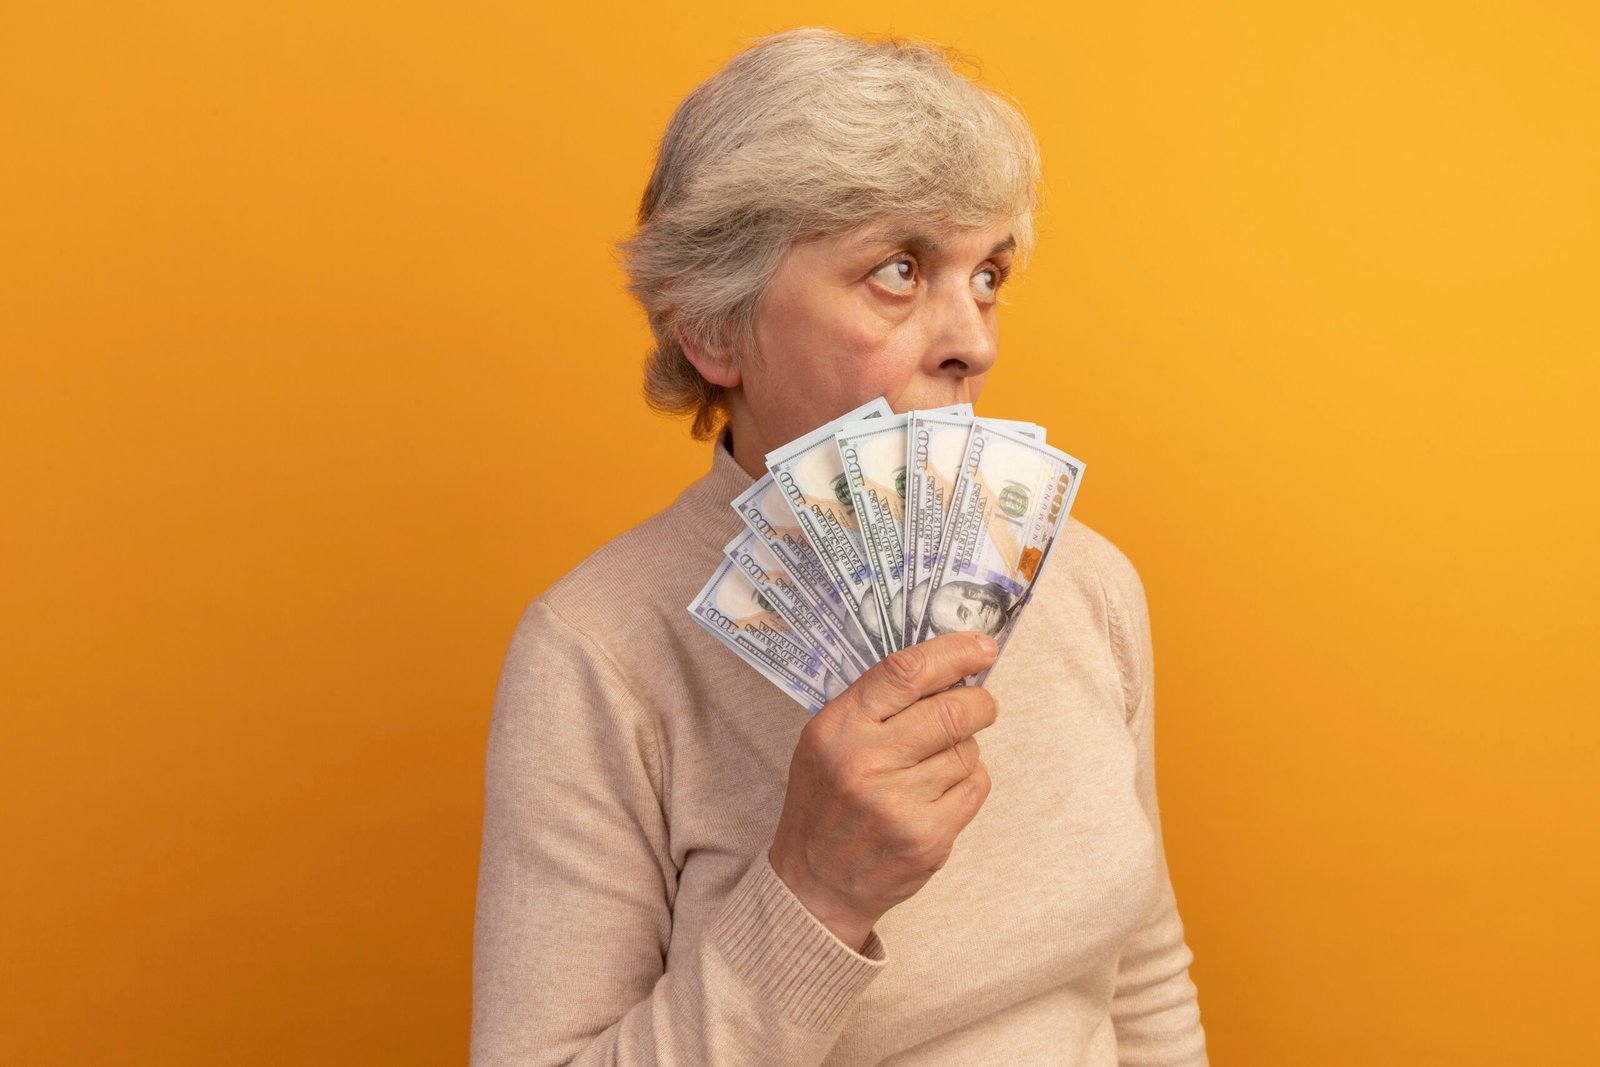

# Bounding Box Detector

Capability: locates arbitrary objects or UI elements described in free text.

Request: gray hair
[618,28,1043,439]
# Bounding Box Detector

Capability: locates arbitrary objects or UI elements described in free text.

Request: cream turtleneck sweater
[471,436,1206,1065]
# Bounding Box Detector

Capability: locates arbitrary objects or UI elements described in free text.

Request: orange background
[3,3,1596,1063]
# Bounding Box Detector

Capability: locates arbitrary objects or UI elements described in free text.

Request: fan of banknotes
[688,398,1085,713]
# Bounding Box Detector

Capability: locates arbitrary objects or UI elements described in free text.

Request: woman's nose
[927,282,998,379]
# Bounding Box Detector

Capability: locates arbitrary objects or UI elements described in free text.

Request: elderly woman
[472,28,1206,1066]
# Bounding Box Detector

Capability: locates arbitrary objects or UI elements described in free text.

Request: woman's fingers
[905,735,984,802]
[882,685,999,768]
[929,756,992,831]
[835,633,999,725]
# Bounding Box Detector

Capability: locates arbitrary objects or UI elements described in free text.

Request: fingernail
[976,634,998,656]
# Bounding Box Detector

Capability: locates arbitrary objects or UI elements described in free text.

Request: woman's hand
[768,632,1001,952]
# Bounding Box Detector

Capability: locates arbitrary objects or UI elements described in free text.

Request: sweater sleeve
[1090,538,1209,1066]
[470,599,886,1067]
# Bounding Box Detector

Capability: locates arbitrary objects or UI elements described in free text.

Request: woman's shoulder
[530,442,750,647]
[1040,517,1149,622]
[1021,518,1154,724]
[546,511,710,617]
[504,485,738,697]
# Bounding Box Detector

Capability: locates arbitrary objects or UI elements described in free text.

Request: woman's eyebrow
[854,229,939,255]
[856,231,1016,259]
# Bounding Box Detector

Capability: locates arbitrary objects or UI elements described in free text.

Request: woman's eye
[871,258,917,294]
[972,267,1001,301]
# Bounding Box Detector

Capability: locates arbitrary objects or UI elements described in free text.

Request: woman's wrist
[768,844,880,953]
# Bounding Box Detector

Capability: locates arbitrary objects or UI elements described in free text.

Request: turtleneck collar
[670,428,756,552]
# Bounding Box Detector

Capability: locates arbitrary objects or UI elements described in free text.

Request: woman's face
[730,214,1017,461]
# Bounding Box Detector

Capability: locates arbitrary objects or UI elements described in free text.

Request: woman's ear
[676,325,742,389]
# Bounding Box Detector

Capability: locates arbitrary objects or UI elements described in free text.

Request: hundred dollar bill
[724,528,863,685]
[903,412,1042,646]
[834,413,910,653]
[836,404,974,653]
[765,397,895,659]
[731,474,877,677]
[911,421,1084,683]
[687,557,846,712]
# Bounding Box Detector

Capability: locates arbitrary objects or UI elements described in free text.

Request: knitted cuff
[710,854,888,1032]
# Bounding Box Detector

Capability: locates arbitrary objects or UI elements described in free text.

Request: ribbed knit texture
[712,857,887,1032]
[471,436,1207,1066]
